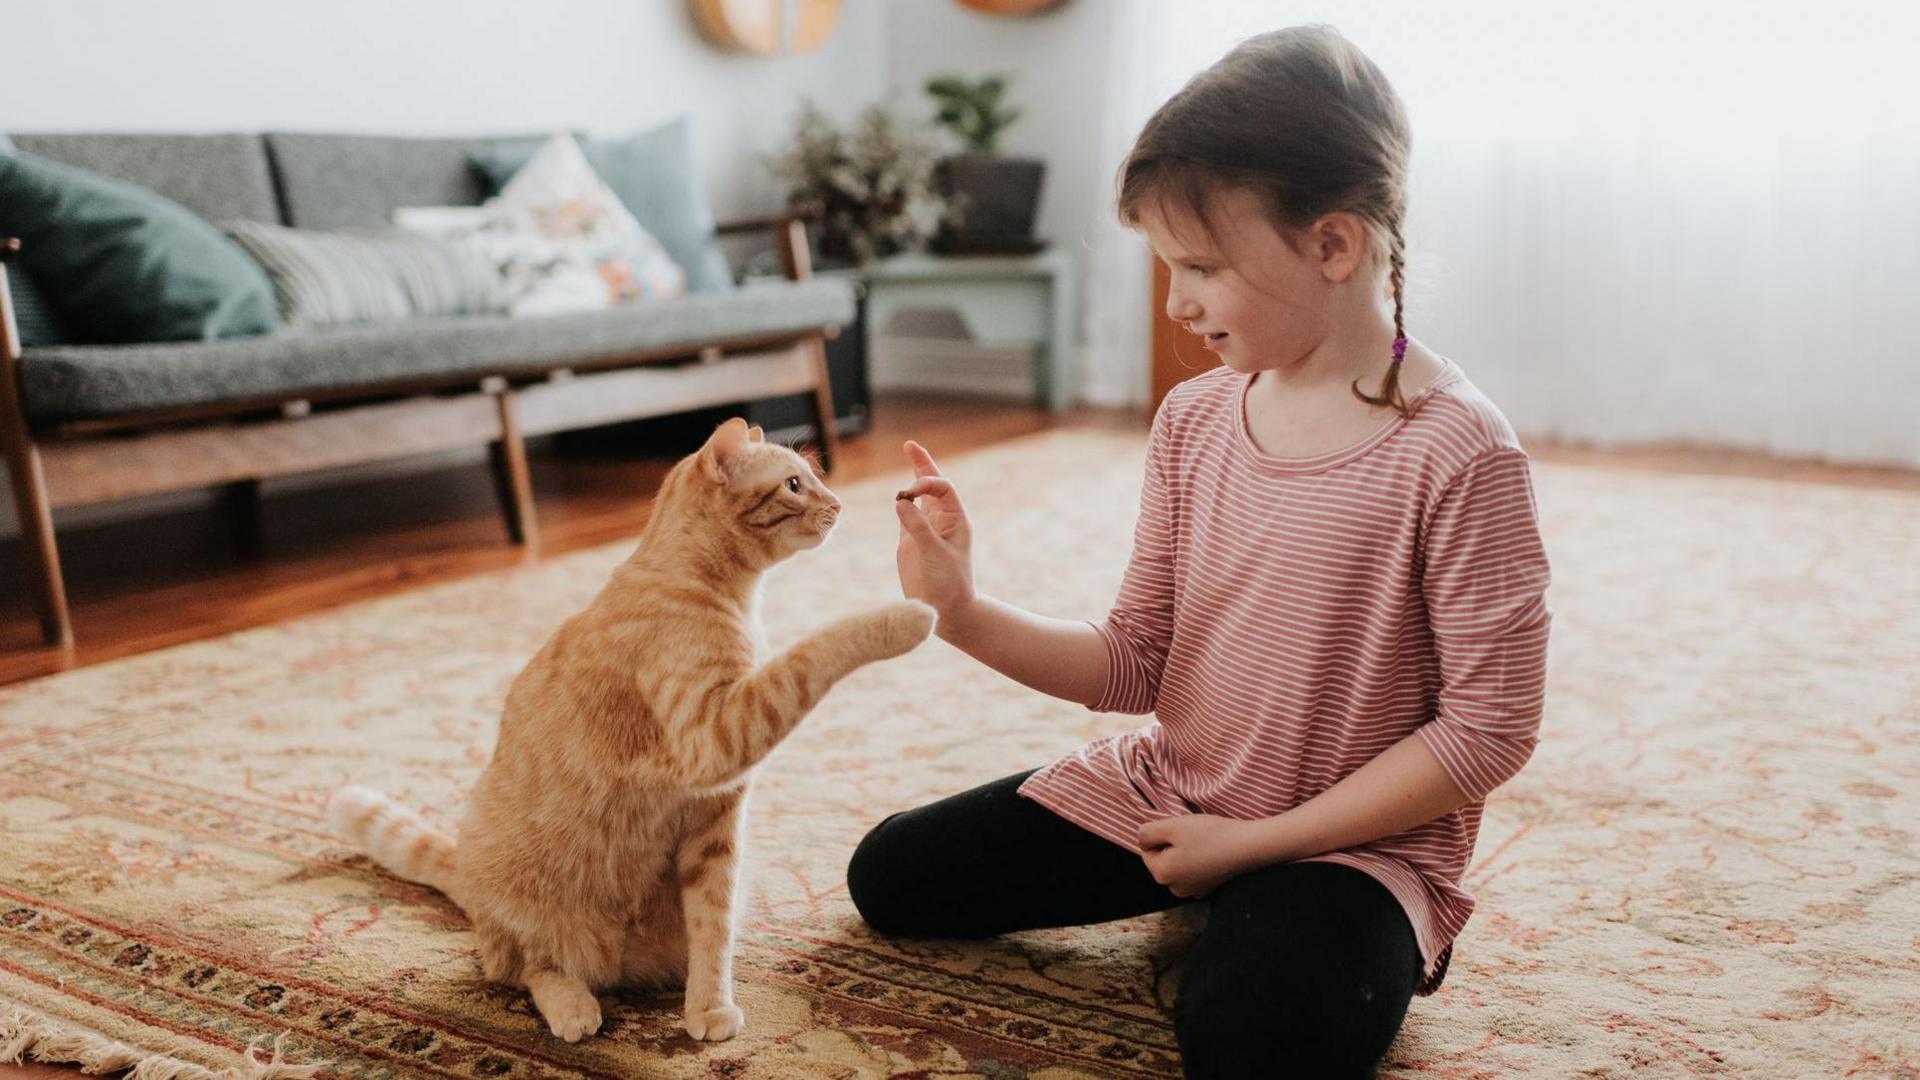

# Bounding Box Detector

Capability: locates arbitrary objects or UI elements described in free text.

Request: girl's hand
[1137,814,1262,899]
[893,441,976,620]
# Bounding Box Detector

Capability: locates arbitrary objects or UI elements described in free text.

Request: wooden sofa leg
[4,239,74,647]
[1,435,74,648]
[490,391,539,550]
[804,336,840,475]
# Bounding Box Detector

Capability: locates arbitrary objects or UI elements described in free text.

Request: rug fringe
[1,1004,324,1079]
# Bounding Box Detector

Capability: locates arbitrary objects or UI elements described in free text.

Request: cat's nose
[828,500,843,516]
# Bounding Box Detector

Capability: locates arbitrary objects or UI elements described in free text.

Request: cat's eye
[785,476,802,494]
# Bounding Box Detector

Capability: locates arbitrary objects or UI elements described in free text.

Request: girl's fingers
[894,498,947,548]
[904,440,943,478]
[895,476,957,502]
[1139,815,1192,851]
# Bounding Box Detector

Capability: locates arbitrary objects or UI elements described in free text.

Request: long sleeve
[1414,447,1553,802]
[1089,406,1179,714]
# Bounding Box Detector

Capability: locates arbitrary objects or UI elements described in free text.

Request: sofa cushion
[17,278,855,421]
[224,220,506,329]
[471,118,736,294]
[266,133,540,231]
[3,133,281,226]
[0,149,280,344]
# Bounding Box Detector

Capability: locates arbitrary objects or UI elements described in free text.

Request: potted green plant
[766,100,954,267]
[925,74,1047,255]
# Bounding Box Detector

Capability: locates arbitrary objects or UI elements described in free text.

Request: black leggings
[847,770,1422,1079]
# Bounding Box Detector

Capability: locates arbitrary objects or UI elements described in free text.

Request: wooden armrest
[714,214,792,237]
[710,206,823,283]
[2,238,21,365]
[713,201,824,238]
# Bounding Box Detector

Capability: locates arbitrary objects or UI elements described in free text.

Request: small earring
[1390,336,1408,365]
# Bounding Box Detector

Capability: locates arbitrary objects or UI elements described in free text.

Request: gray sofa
[0,132,854,648]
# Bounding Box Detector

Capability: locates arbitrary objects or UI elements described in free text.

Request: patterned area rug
[2,428,1917,1079]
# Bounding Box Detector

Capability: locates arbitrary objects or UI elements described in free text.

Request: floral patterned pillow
[394,134,685,318]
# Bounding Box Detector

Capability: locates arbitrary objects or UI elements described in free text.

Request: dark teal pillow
[0,144,278,344]
[472,119,736,293]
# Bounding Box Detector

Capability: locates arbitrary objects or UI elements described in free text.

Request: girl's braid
[1353,213,1411,417]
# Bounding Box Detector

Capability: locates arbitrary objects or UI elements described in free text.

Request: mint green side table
[860,248,1077,410]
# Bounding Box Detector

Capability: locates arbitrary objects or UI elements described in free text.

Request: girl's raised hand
[893,440,975,619]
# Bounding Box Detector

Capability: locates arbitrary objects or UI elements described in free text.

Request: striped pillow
[224,220,506,330]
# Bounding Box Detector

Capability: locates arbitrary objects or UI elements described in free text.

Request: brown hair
[1118,25,1415,416]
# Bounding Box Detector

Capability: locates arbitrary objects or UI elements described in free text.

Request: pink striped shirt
[1018,359,1552,995]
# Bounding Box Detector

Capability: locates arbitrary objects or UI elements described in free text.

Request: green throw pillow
[471,117,736,294]
[0,144,278,344]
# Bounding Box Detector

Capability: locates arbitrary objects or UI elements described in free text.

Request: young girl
[849,25,1551,1079]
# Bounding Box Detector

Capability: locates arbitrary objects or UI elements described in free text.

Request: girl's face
[1139,189,1359,376]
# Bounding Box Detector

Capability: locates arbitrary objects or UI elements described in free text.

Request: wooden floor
[0,393,1915,1077]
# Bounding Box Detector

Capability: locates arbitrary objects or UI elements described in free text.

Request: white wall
[0,0,1117,305]
[0,0,888,221]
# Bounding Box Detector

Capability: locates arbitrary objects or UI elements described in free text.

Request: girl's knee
[1174,940,1406,1078]
[1174,981,1392,1079]
[846,812,914,934]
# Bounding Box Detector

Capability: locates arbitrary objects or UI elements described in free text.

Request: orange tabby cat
[326,417,935,1043]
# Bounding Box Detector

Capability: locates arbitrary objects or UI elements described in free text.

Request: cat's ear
[747,425,764,444]
[701,418,752,482]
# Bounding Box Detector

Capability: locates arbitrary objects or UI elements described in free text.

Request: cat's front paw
[870,600,937,659]
[684,1003,745,1042]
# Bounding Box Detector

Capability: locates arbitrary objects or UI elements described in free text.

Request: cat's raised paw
[684,1003,746,1041]
[873,600,937,657]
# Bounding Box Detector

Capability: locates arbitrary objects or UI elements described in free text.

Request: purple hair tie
[1390,335,1409,365]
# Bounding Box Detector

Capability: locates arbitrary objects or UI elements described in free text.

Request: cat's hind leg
[524,967,602,1043]
[514,915,622,1042]
[473,916,524,985]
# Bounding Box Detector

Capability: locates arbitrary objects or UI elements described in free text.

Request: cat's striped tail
[326,785,464,907]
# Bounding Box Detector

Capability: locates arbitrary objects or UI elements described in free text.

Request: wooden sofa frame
[0,218,838,649]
